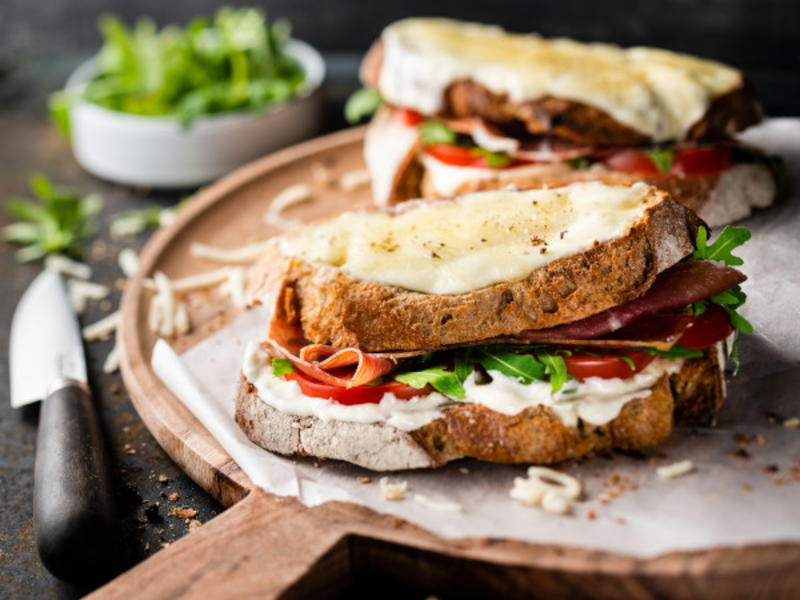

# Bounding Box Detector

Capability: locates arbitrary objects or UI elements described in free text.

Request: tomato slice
[393,107,423,127]
[677,304,733,349]
[283,370,430,405]
[563,350,655,382]
[604,146,733,178]
[425,144,533,170]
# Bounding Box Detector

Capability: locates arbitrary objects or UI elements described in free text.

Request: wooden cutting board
[99,127,800,599]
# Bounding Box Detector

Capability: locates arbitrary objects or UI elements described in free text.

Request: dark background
[1,0,799,116]
[0,1,798,597]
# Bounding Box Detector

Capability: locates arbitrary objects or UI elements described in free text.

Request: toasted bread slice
[234,343,725,471]
[247,184,701,353]
[361,27,762,146]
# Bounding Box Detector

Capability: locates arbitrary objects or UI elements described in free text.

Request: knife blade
[10,268,117,581]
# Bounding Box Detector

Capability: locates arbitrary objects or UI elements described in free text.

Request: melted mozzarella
[377,19,742,142]
[363,107,420,205]
[279,182,654,295]
[243,342,682,431]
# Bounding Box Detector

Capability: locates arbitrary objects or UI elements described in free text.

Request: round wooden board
[110,127,800,600]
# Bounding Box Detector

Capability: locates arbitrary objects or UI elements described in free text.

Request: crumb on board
[357,476,371,485]
[158,474,169,484]
[339,168,371,191]
[784,417,800,429]
[171,507,197,519]
[656,459,695,479]
[311,161,334,187]
[188,519,202,533]
[169,492,180,502]
[379,477,407,501]
[729,448,750,460]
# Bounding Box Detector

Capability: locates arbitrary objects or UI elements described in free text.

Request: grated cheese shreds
[510,466,582,515]
[45,254,92,280]
[189,241,274,265]
[413,494,462,514]
[154,272,175,338]
[118,248,140,277]
[226,267,248,310]
[103,344,120,374]
[264,183,312,229]
[82,311,121,342]
[657,460,695,479]
[143,268,231,293]
[379,477,407,501]
[68,280,111,315]
[339,168,371,191]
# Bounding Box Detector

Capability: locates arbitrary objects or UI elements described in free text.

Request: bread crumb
[510,466,581,515]
[169,492,180,501]
[172,507,197,519]
[339,169,371,191]
[784,417,800,428]
[587,509,596,521]
[743,483,753,492]
[756,434,768,445]
[311,162,334,187]
[158,474,169,484]
[616,517,626,525]
[357,476,371,485]
[459,467,469,474]
[728,448,750,460]
[379,477,407,501]
[188,519,202,533]
[413,494,462,514]
[657,459,695,479]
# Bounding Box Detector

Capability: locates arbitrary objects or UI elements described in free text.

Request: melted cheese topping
[243,342,682,431]
[279,182,654,295]
[378,18,742,142]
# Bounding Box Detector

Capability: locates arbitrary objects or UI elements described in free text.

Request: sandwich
[235,182,752,471]
[351,18,782,227]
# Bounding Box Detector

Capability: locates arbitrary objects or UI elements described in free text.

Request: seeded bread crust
[234,343,725,471]
[247,187,701,353]
[361,40,762,146]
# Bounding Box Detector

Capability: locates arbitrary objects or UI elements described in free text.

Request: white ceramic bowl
[66,39,325,188]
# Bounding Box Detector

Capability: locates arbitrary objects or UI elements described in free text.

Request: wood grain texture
[108,127,800,598]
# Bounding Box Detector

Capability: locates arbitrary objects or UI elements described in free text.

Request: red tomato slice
[604,146,733,178]
[563,350,655,382]
[669,146,733,177]
[677,304,733,349]
[283,370,430,405]
[393,108,423,127]
[425,144,533,170]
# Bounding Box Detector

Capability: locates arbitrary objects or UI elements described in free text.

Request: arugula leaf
[692,225,751,266]
[395,366,466,399]
[2,173,102,262]
[473,346,546,384]
[271,358,296,375]
[344,86,382,124]
[471,147,512,168]
[453,348,474,383]
[567,156,590,170]
[419,120,458,145]
[637,345,704,359]
[51,8,306,130]
[643,149,675,174]
[538,352,569,393]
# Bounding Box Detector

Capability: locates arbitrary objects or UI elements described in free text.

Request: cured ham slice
[520,260,745,342]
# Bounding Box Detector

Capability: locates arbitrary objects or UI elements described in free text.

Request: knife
[10,268,117,581]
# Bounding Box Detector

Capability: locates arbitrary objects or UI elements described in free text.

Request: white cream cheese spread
[243,341,682,431]
[279,182,654,295]
[377,18,742,142]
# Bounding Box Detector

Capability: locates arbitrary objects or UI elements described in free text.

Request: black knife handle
[34,380,117,582]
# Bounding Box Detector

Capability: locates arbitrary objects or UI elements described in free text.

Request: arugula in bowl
[51,7,308,134]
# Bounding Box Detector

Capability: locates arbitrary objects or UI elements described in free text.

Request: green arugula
[271,358,296,375]
[692,225,750,266]
[395,366,466,399]
[471,147,512,168]
[566,156,590,170]
[637,345,704,359]
[3,173,102,262]
[419,120,459,145]
[472,345,547,384]
[643,149,675,174]
[51,8,306,132]
[344,86,382,124]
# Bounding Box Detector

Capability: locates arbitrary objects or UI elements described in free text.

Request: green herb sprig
[3,174,102,262]
[344,87,382,124]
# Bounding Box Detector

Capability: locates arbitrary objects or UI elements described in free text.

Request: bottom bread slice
[234,344,725,472]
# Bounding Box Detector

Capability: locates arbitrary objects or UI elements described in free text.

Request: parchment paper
[152,118,800,558]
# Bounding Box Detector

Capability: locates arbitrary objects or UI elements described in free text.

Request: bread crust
[451,163,776,228]
[247,188,701,352]
[360,40,762,146]
[233,343,724,471]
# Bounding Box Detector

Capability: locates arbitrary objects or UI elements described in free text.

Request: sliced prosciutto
[266,319,396,388]
[520,260,746,343]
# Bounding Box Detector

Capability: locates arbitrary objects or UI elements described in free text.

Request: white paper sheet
[153,118,800,558]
